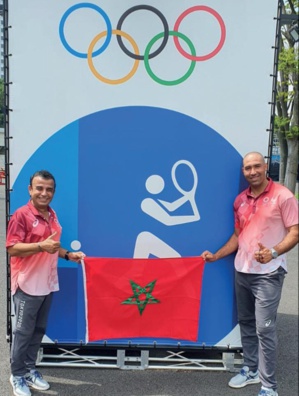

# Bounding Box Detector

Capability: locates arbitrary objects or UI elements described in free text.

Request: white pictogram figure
[134,160,200,258]
[141,160,200,225]
[133,231,181,258]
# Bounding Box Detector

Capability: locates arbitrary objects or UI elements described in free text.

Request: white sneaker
[10,375,31,396]
[229,366,260,388]
[258,386,278,396]
[24,369,50,390]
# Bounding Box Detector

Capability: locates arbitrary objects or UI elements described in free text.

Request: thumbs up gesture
[39,232,61,254]
[254,243,272,264]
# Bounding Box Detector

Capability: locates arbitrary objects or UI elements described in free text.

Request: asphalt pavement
[0,184,298,396]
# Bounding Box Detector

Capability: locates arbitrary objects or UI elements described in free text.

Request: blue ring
[59,3,112,59]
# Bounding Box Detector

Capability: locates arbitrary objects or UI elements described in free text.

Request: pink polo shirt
[6,201,62,295]
[234,179,298,274]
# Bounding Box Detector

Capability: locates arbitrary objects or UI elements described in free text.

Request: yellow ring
[87,29,140,85]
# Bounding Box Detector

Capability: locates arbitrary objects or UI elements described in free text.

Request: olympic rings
[116,5,169,61]
[59,3,226,85]
[88,29,139,85]
[144,31,196,86]
[173,6,226,61]
[59,3,112,59]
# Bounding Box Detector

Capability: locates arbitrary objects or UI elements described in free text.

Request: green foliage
[276,86,295,103]
[278,47,298,77]
[274,116,299,138]
[284,0,299,11]
[275,4,298,140]
[275,116,289,130]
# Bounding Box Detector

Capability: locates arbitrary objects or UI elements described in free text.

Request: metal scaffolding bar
[37,347,243,372]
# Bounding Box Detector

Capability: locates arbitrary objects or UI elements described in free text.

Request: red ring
[173,5,226,61]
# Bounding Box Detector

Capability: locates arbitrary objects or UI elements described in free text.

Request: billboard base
[36,346,244,372]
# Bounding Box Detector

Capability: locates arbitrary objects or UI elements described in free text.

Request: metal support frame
[117,349,149,370]
[266,0,282,174]
[36,346,243,372]
[3,0,13,346]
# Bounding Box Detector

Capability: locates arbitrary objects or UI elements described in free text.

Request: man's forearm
[7,242,43,257]
[214,233,239,260]
[274,224,299,256]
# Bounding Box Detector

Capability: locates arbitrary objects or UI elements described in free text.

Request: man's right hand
[40,232,61,254]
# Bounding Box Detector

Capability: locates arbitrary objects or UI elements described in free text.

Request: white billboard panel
[7,1,278,347]
[9,0,277,183]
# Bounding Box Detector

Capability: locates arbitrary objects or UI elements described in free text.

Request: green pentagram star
[121,280,160,315]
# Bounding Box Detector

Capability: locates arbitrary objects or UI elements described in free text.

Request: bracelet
[38,243,43,252]
[65,251,70,261]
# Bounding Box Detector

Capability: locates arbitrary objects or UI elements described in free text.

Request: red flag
[83,256,205,343]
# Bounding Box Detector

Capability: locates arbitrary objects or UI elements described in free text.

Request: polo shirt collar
[246,177,273,198]
[27,199,54,218]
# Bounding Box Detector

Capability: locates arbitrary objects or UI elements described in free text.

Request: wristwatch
[270,248,278,259]
[64,251,70,261]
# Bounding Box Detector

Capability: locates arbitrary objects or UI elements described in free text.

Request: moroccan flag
[82,256,205,343]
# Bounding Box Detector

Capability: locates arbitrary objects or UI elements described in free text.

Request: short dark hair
[30,170,56,189]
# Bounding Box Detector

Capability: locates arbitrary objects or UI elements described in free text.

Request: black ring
[116,5,169,61]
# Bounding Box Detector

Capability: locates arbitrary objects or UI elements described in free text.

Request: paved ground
[0,183,298,396]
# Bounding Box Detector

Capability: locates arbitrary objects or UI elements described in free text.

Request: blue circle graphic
[11,106,246,346]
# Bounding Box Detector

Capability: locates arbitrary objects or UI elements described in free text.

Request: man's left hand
[69,251,86,263]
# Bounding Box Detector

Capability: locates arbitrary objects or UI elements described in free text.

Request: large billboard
[7,1,278,348]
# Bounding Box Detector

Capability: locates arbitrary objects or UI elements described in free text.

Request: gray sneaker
[10,375,31,396]
[229,366,260,388]
[24,369,50,390]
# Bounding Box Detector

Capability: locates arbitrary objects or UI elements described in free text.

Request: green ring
[144,31,196,86]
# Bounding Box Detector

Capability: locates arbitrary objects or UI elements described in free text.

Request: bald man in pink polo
[201,152,298,396]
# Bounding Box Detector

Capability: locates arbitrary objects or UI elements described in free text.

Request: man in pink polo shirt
[6,170,85,396]
[201,152,298,396]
